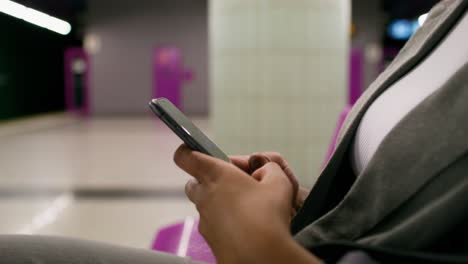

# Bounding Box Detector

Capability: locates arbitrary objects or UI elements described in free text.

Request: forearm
[217,224,323,264]
[247,235,323,264]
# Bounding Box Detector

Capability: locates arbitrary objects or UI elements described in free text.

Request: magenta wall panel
[349,48,363,105]
[153,47,193,109]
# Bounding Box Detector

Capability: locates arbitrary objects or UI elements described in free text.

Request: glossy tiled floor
[0,114,201,249]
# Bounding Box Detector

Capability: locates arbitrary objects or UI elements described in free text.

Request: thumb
[252,162,295,207]
[251,162,287,184]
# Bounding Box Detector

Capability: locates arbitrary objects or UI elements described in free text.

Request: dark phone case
[149,98,230,162]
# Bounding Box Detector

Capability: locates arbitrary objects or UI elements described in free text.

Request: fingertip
[185,178,198,193]
[251,161,280,180]
[173,144,189,166]
[185,178,200,204]
[266,161,282,171]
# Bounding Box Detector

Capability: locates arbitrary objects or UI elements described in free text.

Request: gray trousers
[0,235,203,264]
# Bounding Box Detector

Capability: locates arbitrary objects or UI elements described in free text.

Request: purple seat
[152,217,216,263]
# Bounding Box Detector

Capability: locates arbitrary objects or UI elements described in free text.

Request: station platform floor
[0,113,203,249]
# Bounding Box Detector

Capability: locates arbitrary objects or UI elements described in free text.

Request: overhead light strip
[0,0,71,35]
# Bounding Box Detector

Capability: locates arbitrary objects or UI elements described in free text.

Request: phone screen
[149,98,230,162]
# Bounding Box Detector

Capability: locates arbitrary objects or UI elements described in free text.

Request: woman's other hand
[230,152,310,217]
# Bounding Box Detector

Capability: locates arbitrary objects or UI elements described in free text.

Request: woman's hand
[174,145,320,264]
[230,152,310,217]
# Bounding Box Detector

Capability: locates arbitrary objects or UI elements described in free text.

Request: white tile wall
[210,0,349,186]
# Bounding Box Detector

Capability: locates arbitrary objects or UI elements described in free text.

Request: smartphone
[149,98,230,162]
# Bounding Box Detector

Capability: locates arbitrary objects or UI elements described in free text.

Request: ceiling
[9,0,443,29]
[13,0,86,21]
[382,0,440,19]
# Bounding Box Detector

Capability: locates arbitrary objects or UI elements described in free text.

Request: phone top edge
[150,98,168,105]
[148,98,230,163]
[148,101,162,116]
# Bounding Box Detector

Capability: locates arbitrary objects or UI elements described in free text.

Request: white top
[351,11,468,175]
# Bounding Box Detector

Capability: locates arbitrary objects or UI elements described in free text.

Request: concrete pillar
[210,0,350,186]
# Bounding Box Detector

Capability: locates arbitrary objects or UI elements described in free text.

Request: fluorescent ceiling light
[0,0,71,35]
[418,13,428,26]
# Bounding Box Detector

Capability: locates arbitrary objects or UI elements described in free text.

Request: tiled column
[210,0,350,186]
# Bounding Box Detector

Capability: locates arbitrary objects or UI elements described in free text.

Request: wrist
[233,233,322,264]
[215,220,287,264]
[218,224,321,264]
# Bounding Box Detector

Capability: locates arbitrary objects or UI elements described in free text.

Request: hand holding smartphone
[149,98,230,163]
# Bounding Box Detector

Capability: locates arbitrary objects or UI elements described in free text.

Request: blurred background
[0,0,438,250]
